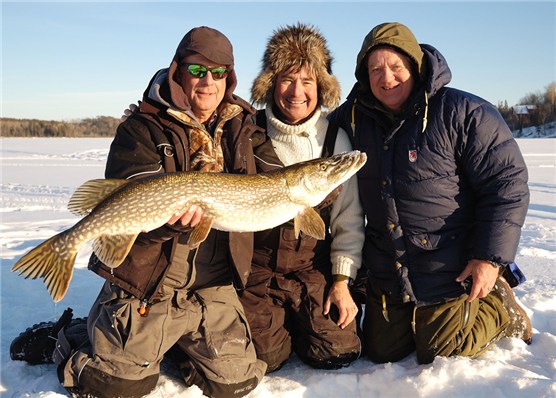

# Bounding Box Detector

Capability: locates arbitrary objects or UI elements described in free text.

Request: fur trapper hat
[251,23,341,109]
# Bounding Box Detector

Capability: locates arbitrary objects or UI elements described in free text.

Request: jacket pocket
[97,291,134,351]
[196,285,251,360]
[407,231,461,251]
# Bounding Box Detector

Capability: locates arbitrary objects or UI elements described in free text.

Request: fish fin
[92,234,138,268]
[294,208,326,240]
[68,179,130,216]
[187,217,213,247]
[11,233,77,302]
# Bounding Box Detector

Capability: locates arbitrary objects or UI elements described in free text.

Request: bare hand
[324,281,358,329]
[167,205,204,228]
[455,259,500,302]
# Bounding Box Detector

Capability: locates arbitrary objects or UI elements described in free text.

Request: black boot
[10,307,76,365]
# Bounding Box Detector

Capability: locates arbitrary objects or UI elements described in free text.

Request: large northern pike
[12,150,366,302]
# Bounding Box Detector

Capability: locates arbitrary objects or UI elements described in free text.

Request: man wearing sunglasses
[10,26,266,398]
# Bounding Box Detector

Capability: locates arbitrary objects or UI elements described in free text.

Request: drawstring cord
[351,98,357,132]
[422,92,429,133]
[381,293,417,334]
[381,294,390,322]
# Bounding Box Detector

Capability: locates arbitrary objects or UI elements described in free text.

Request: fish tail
[11,232,78,302]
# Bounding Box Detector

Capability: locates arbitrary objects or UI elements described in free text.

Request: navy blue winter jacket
[329,44,529,305]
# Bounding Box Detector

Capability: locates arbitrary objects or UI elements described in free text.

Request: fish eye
[320,164,327,171]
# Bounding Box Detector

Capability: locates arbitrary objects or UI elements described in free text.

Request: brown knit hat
[355,22,424,84]
[168,26,238,111]
[251,23,341,109]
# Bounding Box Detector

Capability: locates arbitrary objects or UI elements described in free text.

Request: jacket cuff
[332,256,359,280]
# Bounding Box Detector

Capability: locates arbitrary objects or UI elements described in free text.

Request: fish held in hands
[11,150,367,302]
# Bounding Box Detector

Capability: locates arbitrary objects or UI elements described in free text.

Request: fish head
[285,150,367,206]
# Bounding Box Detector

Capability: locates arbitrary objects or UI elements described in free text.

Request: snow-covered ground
[1,137,555,397]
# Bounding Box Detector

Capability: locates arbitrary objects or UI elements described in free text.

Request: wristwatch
[333,274,353,286]
[486,260,504,269]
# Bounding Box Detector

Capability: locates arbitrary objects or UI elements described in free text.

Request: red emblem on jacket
[408,149,418,163]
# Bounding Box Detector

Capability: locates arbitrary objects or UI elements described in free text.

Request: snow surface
[1,137,555,398]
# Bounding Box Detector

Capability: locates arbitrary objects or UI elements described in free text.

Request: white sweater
[265,107,364,279]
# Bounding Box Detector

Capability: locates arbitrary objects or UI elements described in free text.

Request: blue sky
[2,1,555,121]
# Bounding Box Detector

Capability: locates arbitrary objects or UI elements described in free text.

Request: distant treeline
[497,82,555,135]
[1,116,120,137]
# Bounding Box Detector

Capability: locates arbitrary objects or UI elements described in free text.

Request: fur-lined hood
[355,22,426,89]
[251,23,341,110]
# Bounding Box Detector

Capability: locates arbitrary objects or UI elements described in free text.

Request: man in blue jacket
[329,22,532,364]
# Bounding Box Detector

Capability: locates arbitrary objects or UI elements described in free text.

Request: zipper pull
[411,306,417,334]
[137,300,150,317]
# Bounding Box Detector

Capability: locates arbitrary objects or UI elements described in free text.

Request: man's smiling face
[367,47,415,112]
[273,65,318,124]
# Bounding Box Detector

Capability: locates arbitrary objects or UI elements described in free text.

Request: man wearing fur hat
[10,26,266,397]
[240,23,364,372]
[329,22,532,364]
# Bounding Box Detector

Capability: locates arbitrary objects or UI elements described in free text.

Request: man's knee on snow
[295,334,361,369]
[63,364,158,398]
[201,376,260,398]
[257,336,292,373]
[365,340,414,364]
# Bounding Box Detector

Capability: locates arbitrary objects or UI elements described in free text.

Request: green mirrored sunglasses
[181,63,231,80]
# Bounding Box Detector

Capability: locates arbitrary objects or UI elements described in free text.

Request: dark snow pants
[240,269,361,373]
[55,281,266,398]
[363,280,510,364]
